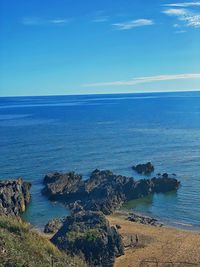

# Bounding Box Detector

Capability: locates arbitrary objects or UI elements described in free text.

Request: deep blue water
[0,92,200,230]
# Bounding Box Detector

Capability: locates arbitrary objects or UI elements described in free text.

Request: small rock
[132,162,154,174]
[162,173,168,178]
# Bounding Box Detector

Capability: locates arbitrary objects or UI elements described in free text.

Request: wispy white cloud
[164,2,200,7]
[22,17,70,26]
[173,23,181,27]
[51,19,69,24]
[112,19,154,30]
[162,8,200,27]
[163,8,187,16]
[93,17,109,23]
[175,29,187,33]
[82,74,200,87]
[91,10,110,23]
[93,15,109,23]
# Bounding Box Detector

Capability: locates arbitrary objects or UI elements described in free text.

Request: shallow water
[0,91,200,230]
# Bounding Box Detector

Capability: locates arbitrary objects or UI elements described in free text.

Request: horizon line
[0,89,200,98]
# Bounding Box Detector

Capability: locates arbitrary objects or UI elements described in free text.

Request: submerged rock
[0,178,31,216]
[51,210,124,267]
[132,162,154,174]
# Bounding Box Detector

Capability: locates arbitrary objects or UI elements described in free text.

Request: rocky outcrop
[128,213,163,227]
[44,218,64,234]
[132,162,154,174]
[42,172,84,201]
[0,178,31,216]
[150,174,180,193]
[51,210,124,267]
[43,168,180,267]
[43,169,180,215]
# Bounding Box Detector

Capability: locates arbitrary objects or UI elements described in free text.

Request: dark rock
[150,175,180,193]
[51,210,124,267]
[42,170,180,216]
[69,200,85,214]
[132,162,154,174]
[43,169,179,266]
[0,178,31,216]
[162,173,168,178]
[44,218,63,234]
[128,213,162,227]
[116,224,121,229]
[42,172,84,201]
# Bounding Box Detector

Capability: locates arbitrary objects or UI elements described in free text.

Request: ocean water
[0,91,200,230]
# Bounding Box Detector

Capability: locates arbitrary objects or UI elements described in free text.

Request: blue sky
[0,0,200,96]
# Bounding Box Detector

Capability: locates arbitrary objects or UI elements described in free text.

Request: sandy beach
[107,212,200,267]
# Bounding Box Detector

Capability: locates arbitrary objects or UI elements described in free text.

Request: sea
[0,91,200,230]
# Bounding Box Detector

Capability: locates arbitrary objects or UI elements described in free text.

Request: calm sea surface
[0,92,200,230]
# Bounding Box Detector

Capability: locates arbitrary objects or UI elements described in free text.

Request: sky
[0,0,200,96]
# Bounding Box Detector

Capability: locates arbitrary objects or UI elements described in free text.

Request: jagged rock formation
[132,162,154,174]
[42,169,180,215]
[0,178,31,216]
[43,168,180,267]
[51,210,124,267]
[42,171,84,201]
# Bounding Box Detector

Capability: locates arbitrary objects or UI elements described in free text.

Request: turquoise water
[0,92,200,230]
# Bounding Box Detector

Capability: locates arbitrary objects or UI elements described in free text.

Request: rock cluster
[128,213,163,227]
[51,210,124,267]
[132,162,154,174]
[0,178,31,216]
[43,167,180,267]
[43,169,180,215]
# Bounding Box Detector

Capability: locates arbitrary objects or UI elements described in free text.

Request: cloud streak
[93,17,109,22]
[162,8,200,27]
[164,2,200,7]
[22,17,70,26]
[82,74,200,87]
[112,19,154,30]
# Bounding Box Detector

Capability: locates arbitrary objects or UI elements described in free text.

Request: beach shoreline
[107,212,200,267]
[118,208,200,233]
